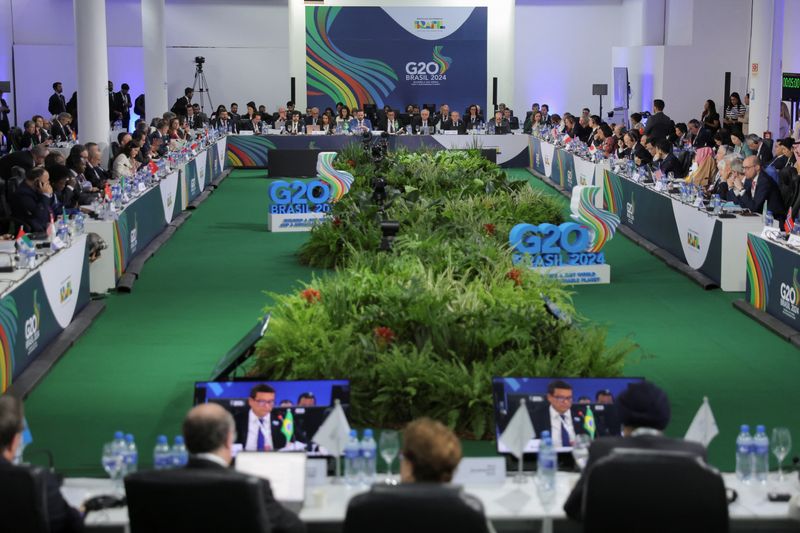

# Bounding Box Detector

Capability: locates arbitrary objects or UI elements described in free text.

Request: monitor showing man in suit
[234,384,287,452]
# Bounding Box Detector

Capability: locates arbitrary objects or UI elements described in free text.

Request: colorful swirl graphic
[112,218,127,279]
[793,268,800,306]
[745,235,773,309]
[432,46,452,74]
[317,152,354,202]
[603,170,624,216]
[306,6,398,109]
[555,151,568,188]
[0,296,19,393]
[226,136,277,168]
[571,186,620,253]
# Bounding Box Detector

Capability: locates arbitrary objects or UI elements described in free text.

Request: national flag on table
[148,160,159,175]
[15,227,33,251]
[499,399,535,460]
[684,397,719,447]
[105,183,112,201]
[588,143,596,152]
[564,135,572,143]
[785,208,794,233]
[46,213,55,240]
[280,410,294,442]
[311,399,351,457]
[582,406,596,439]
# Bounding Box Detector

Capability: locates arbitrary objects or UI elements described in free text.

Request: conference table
[225,131,533,169]
[85,136,228,293]
[0,234,90,393]
[63,471,800,532]
[529,138,764,291]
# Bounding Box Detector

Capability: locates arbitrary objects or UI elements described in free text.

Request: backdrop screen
[306,6,487,114]
[492,376,644,453]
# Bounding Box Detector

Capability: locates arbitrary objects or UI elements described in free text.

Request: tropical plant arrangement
[252,145,632,438]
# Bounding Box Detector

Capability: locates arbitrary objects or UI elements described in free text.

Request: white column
[288,0,306,111]
[142,0,168,121]
[639,0,665,46]
[487,0,514,112]
[748,0,784,137]
[73,0,111,149]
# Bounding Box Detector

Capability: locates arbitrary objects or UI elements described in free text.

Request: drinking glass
[771,427,792,482]
[101,442,124,494]
[379,430,400,485]
[572,434,591,471]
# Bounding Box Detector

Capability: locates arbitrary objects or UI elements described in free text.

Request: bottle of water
[153,435,172,470]
[360,429,377,485]
[344,429,362,486]
[735,425,753,482]
[712,194,722,215]
[537,432,557,497]
[172,436,189,468]
[765,211,774,228]
[124,434,138,474]
[753,425,769,484]
[111,431,127,476]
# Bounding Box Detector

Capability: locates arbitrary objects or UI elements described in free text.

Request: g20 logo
[509,222,604,266]
[780,283,798,305]
[24,315,38,341]
[405,62,441,75]
[269,180,331,214]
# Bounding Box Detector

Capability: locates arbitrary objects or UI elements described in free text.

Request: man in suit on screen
[233,384,288,452]
[531,380,587,448]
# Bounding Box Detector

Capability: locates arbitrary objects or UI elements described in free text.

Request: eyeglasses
[743,165,755,170]
[552,395,573,403]
[252,399,274,406]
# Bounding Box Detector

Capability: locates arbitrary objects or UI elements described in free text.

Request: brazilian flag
[583,406,596,439]
[281,410,294,442]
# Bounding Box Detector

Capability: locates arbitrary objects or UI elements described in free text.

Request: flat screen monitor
[492,376,644,453]
[194,379,350,457]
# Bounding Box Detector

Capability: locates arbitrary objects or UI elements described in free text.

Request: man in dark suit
[303,107,321,128]
[211,110,237,134]
[183,402,305,533]
[745,134,773,169]
[411,108,437,135]
[531,380,588,448]
[728,155,786,222]
[171,87,194,117]
[655,139,685,179]
[11,166,57,232]
[488,110,510,135]
[241,112,265,133]
[48,82,67,117]
[643,99,674,143]
[113,83,133,130]
[84,142,109,188]
[690,118,714,149]
[0,92,10,140]
[134,93,145,121]
[0,144,48,180]
[0,395,83,533]
[185,106,204,130]
[50,113,74,143]
[563,381,707,521]
[233,384,289,452]
[381,109,405,134]
[440,111,466,135]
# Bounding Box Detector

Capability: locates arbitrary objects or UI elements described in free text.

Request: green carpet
[21,168,800,476]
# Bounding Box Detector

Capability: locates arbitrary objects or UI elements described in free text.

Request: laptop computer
[235,452,307,513]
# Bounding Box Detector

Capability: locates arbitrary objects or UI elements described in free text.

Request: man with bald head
[182,403,306,533]
[727,154,786,223]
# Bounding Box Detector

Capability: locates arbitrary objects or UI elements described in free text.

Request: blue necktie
[256,419,265,451]
[561,414,571,447]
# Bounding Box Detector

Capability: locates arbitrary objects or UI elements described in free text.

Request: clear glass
[101,442,124,494]
[771,427,792,482]
[572,434,591,470]
[379,430,400,485]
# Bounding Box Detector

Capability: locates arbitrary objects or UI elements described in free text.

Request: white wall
[0,0,13,124]
[8,0,290,127]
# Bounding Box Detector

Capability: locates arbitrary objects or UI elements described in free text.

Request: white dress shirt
[193,452,229,467]
[245,409,273,451]
[549,405,576,448]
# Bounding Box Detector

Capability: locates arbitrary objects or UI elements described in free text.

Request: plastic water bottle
[124,434,138,474]
[765,211,774,228]
[360,429,377,485]
[172,436,189,468]
[153,435,172,470]
[712,194,722,215]
[344,429,362,486]
[111,431,127,475]
[537,433,557,499]
[753,425,769,484]
[735,425,753,482]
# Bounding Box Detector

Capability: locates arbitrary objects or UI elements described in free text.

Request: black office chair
[0,464,51,533]
[582,448,729,533]
[9,127,24,151]
[125,469,272,533]
[344,483,490,533]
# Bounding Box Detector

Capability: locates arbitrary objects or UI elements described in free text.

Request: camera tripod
[192,61,213,112]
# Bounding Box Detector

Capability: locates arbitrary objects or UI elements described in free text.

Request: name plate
[306,458,328,486]
[452,457,506,485]
[789,234,800,247]
[237,130,254,136]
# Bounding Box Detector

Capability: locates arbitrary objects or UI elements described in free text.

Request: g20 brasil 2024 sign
[267,152,354,232]
[509,185,620,284]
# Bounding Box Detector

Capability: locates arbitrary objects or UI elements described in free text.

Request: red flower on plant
[300,288,322,304]
[373,326,396,347]
[347,159,356,168]
[483,223,496,236]
[332,217,342,227]
[506,268,523,286]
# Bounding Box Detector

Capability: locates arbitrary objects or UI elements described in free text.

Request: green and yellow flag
[281,410,294,442]
[583,406,596,439]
